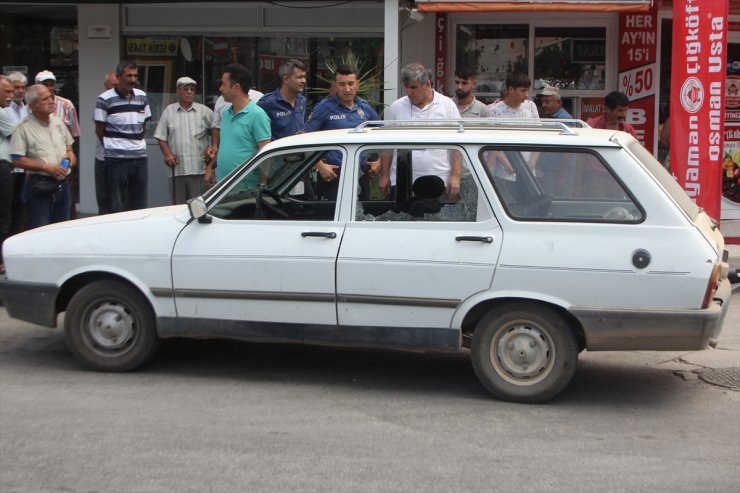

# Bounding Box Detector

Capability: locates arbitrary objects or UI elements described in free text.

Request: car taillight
[701,263,721,309]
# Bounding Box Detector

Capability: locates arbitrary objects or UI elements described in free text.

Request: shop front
[414,0,740,238]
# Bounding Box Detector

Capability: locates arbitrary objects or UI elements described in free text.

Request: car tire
[64,280,160,372]
[471,303,578,403]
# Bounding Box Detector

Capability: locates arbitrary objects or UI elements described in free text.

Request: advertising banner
[618,6,657,152]
[670,0,727,220]
[435,13,447,94]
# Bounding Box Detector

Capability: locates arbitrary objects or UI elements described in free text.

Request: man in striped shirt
[154,76,214,204]
[94,61,151,213]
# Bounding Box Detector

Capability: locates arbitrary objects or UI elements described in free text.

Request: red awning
[415,0,652,13]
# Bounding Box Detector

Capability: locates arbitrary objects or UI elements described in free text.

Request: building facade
[1,0,738,235]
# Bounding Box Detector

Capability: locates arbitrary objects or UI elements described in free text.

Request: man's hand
[204,167,215,188]
[378,172,391,195]
[316,161,339,182]
[367,159,381,178]
[163,153,179,168]
[205,146,217,162]
[447,175,461,202]
[47,163,68,181]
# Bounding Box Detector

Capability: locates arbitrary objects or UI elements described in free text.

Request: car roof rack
[350,119,588,136]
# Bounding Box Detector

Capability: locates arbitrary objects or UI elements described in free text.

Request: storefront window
[456,24,529,99]
[124,34,384,138]
[534,27,606,91]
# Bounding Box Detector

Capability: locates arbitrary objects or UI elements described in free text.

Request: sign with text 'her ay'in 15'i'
[670,0,728,220]
[618,6,657,153]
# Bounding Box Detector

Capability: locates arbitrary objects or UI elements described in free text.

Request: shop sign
[618,6,657,152]
[435,13,447,94]
[670,0,727,220]
[572,40,605,64]
[579,98,604,122]
[127,38,178,57]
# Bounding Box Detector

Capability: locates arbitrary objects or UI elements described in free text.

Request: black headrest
[412,175,445,199]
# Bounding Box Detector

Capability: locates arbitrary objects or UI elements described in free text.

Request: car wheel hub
[88,303,135,350]
[492,324,553,384]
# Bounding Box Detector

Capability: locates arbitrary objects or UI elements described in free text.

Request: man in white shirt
[154,77,214,204]
[380,63,461,200]
[489,72,539,120]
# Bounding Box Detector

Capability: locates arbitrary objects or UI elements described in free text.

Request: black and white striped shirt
[95,87,151,159]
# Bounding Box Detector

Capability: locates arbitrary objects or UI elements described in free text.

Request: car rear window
[482,146,643,223]
[627,142,700,221]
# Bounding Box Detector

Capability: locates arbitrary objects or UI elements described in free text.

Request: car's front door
[170,148,344,340]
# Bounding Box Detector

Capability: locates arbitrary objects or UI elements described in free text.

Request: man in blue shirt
[257,59,307,140]
[305,65,379,200]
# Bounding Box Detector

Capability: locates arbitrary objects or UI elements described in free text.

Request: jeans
[22,175,70,229]
[0,160,13,263]
[95,158,110,214]
[105,157,148,213]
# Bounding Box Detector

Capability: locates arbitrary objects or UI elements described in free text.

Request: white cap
[540,85,560,97]
[176,76,197,87]
[35,70,56,83]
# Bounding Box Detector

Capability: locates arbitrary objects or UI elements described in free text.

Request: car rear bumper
[0,279,59,328]
[573,277,732,351]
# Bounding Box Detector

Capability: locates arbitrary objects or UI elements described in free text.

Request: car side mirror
[188,196,211,223]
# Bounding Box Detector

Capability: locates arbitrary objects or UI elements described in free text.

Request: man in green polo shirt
[205,63,271,186]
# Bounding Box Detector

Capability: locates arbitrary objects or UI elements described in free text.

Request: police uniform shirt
[305,94,379,166]
[257,89,307,140]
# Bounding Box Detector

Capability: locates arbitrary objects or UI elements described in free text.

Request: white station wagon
[0,120,734,403]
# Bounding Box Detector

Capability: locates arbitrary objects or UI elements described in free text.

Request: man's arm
[94,122,105,146]
[0,110,17,138]
[157,139,178,168]
[447,150,462,201]
[12,155,67,180]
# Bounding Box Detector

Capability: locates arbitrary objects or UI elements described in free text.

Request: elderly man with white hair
[10,84,76,229]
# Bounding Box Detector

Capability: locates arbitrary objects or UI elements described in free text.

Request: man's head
[176,77,197,106]
[0,76,14,109]
[604,91,630,126]
[333,64,360,107]
[401,63,433,108]
[104,71,118,90]
[539,85,562,118]
[34,70,57,96]
[279,59,306,95]
[7,71,27,103]
[115,61,139,95]
[504,72,531,107]
[453,66,477,102]
[25,84,54,118]
[220,64,253,103]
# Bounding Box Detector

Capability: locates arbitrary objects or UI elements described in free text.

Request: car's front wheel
[471,303,577,403]
[64,280,160,371]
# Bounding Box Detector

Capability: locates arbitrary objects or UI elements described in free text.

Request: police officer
[257,59,307,140]
[304,64,379,200]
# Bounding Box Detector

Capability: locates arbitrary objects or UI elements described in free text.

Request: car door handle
[455,235,493,243]
[301,231,337,239]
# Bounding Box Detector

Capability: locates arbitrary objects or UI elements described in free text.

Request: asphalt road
[1,297,739,493]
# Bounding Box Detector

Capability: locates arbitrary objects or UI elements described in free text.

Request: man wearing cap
[539,85,573,120]
[537,86,574,196]
[36,70,81,218]
[452,66,490,118]
[154,76,214,204]
[95,60,151,213]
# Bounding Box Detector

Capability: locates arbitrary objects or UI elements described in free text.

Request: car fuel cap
[632,249,651,269]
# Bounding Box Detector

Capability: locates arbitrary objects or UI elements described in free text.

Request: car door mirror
[188,196,209,221]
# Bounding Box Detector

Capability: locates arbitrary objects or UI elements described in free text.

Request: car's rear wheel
[471,303,577,403]
[64,280,159,371]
